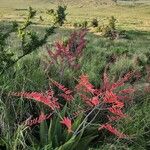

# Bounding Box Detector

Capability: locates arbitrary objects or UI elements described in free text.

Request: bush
[81,20,88,28]
[47,5,67,26]
[109,16,116,30]
[0,6,67,75]
[91,18,98,27]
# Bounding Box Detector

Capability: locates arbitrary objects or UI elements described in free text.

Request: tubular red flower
[99,124,127,138]
[90,96,100,106]
[76,75,95,94]
[51,79,72,95]
[25,112,53,126]
[59,93,74,101]
[46,29,87,71]
[108,107,127,118]
[110,72,133,90]
[104,91,118,103]
[60,117,72,133]
[11,91,60,110]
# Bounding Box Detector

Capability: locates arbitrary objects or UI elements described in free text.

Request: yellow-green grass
[0,0,150,31]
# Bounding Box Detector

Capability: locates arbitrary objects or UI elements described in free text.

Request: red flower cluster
[46,29,87,70]
[60,117,72,133]
[50,79,74,101]
[76,75,95,94]
[11,91,60,110]
[76,72,135,138]
[25,112,53,126]
[11,71,135,138]
[99,124,127,138]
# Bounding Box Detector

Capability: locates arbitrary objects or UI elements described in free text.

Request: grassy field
[0,0,150,150]
[0,0,150,31]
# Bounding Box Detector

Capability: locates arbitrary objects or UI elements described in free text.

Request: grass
[0,0,150,31]
[0,1,150,150]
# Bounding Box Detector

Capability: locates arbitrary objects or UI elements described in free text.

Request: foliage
[100,16,117,39]
[47,5,67,26]
[9,70,135,149]
[0,6,67,75]
[91,18,99,28]
[0,22,18,72]
[81,21,88,28]
[0,3,150,149]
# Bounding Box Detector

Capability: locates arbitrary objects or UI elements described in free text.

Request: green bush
[91,18,98,27]
[47,5,67,26]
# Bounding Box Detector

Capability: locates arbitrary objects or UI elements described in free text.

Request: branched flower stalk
[45,29,87,76]
[10,71,135,139]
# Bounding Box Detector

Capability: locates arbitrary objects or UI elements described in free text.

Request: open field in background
[0,0,150,31]
[0,0,150,150]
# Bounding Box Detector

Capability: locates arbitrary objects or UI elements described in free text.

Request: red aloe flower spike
[104,91,124,108]
[104,91,118,103]
[107,115,123,122]
[111,72,133,90]
[99,124,127,138]
[90,96,100,106]
[119,88,135,94]
[108,107,127,118]
[50,79,73,95]
[60,117,72,133]
[80,94,99,107]
[112,101,124,109]
[25,112,53,126]
[76,74,95,94]
[46,30,87,71]
[11,91,60,110]
[59,93,74,101]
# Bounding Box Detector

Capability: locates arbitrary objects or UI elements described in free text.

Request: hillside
[0,0,150,9]
[0,0,115,9]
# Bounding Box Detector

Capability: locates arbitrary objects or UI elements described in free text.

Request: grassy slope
[0,0,150,149]
[0,24,149,149]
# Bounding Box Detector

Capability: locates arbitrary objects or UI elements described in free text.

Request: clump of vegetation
[101,16,117,39]
[96,16,127,40]
[0,6,67,74]
[0,22,18,72]
[81,20,88,28]
[91,18,99,27]
[46,5,67,26]
[10,70,135,149]
[45,29,87,76]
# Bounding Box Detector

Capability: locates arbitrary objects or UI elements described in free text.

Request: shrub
[81,20,88,28]
[109,16,116,30]
[47,5,67,26]
[100,16,123,40]
[0,6,67,75]
[91,18,99,27]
